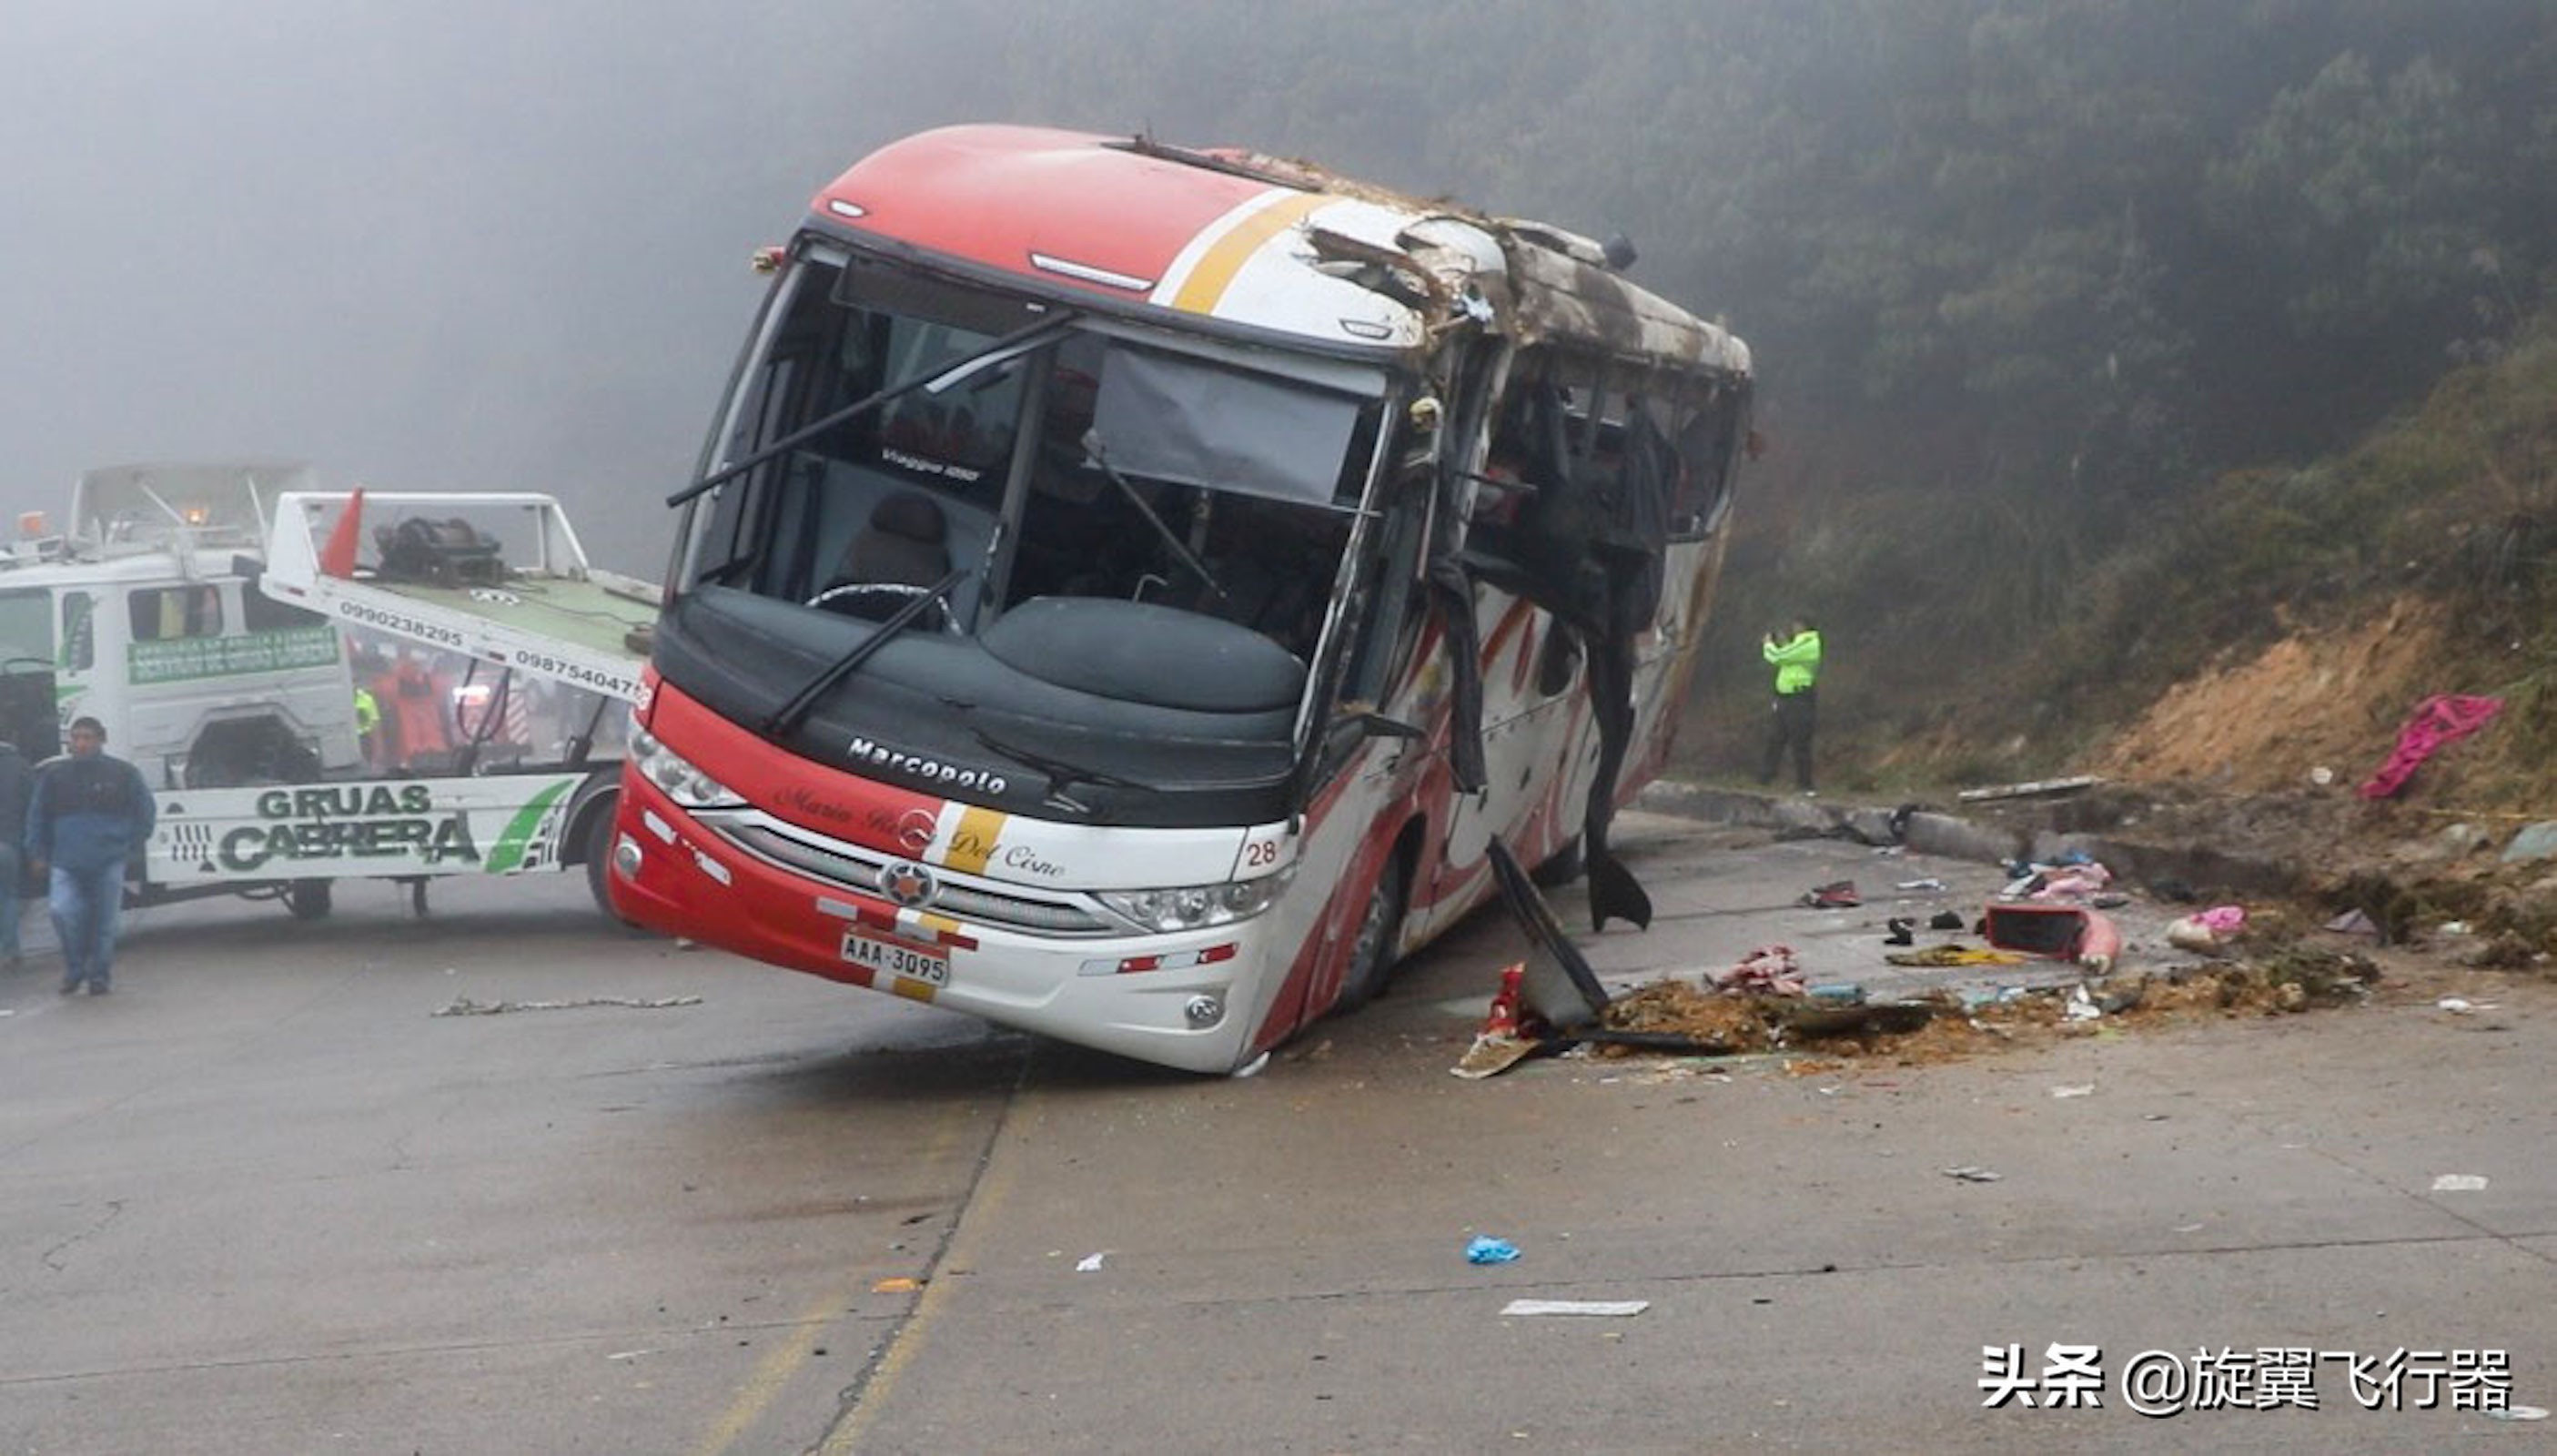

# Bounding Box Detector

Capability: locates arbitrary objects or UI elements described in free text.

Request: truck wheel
[1331,853,1409,1014]
[286,879,334,921]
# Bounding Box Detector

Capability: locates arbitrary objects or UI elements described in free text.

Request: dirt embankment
[2093,597,2451,794]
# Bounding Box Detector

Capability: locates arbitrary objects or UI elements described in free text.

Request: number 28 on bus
[608,125,1754,1073]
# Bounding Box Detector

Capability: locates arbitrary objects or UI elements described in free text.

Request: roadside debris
[1501,1299,1648,1318]
[1453,964,1537,1080]
[1466,1236,1521,1265]
[1885,945,2024,968]
[1076,1252,1108,1272]
[1956,774,2101,803]
[2358,693,2502,799]
[1943,1166,2003,1183]
[1457,829,2384,1084]
[2166,905,2249,955]
[1798,880,1861,909]
[1895,878,1947,893]
[2430,1174,2489,1192]
[432,995,703,1016]
[2050,1084,2095,1098]
[1984,904,2122,974]
[2488,1405,2550,1421]
[2503,821,2557,864]
[1715,945,1805,995]
[871,1277,922,1293]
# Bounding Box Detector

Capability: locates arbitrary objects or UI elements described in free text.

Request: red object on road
[1984,904,2122,968]
[2358,693,2504,799]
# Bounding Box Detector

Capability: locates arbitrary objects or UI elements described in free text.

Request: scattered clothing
[1715,945,1805,996]
[2359,693,2503,799]
[1885,945,2026,968]
[1799,879,1861,909]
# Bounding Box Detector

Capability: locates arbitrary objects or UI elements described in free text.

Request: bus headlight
[629,728,745,810]
[1098,874,1288,934]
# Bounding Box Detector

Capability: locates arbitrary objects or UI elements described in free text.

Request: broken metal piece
[1956,774,2103,803]
[1487,836,1612,1031]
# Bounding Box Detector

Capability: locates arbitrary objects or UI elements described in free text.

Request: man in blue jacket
[26,717,156,995]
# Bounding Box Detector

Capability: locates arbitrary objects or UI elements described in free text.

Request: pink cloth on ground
[1716,945,1805,996]
[2358,694,2503,799]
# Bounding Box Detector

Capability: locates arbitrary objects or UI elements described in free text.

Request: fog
[8,2,2550,586]
[0,1,1046,572]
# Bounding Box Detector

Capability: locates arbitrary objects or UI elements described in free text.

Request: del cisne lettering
[217,784,481,872]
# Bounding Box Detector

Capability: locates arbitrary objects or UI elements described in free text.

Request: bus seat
[842,490,951,588]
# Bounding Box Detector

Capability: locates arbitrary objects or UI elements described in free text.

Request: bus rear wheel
[1331,853,1408,1014]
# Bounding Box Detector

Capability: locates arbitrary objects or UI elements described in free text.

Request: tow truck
[0,462,653,919]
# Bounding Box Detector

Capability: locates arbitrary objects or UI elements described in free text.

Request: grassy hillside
[1680,308,2557,811]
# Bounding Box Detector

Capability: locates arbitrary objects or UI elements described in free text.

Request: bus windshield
[658,248,1405,826]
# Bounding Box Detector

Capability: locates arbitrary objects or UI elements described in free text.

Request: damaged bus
[610,125,1752,1071]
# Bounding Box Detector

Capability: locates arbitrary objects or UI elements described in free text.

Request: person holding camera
[1758,618,1823,794]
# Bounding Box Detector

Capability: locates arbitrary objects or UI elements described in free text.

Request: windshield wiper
[671,309,1083,509]
[972,725,1157,816]
[1081,430,1228,606]
[763,568,967,738]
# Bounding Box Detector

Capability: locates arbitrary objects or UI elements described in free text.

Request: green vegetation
[955,3,2557,793]
[1703,311,2557,795]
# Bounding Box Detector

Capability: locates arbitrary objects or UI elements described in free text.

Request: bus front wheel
[581,794,637,925]
[1331,854,1408,1014]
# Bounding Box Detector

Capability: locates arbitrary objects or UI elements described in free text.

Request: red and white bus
[609,125,1752,1072]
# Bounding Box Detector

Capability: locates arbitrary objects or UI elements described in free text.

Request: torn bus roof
[806,124,1748,373]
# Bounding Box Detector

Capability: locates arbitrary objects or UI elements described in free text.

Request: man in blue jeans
[25,717,156,995]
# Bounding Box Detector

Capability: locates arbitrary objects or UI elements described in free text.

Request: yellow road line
[692,1099,987,1455]
[820,1079,1031,1452]
[689,1283,851,1456]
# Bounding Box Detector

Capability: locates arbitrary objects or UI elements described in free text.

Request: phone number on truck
[509,647,640,700]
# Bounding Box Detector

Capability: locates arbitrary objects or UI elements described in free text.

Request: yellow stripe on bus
[1169,191,1329,315]
[944,805,1006,875]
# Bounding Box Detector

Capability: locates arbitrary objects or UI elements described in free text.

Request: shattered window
[1671,383,1744,539]
[1089,346,1365,509]
[994,336,1385,661]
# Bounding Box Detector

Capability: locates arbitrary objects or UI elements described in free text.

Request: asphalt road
[2,814,2550,1453]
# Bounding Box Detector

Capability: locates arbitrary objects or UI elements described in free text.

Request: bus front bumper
[607,774,1269,1074]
